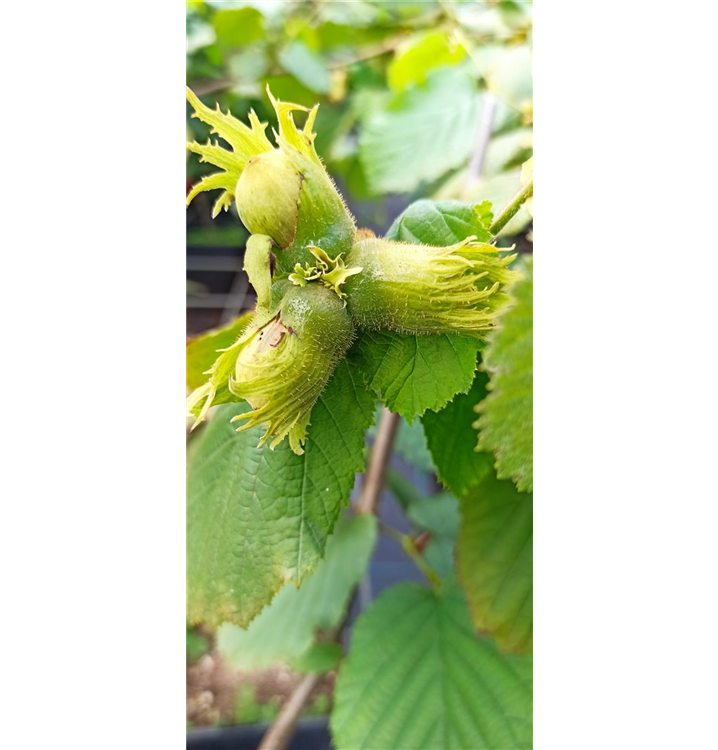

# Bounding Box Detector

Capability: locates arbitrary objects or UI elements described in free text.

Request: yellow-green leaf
[387,32,466,92]
[186,313,253,391]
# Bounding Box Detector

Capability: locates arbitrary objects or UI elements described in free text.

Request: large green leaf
[331,583,533,749]
[422,370,493,496]
[217,514,376,669]
[349,330,480,421]
[475,256,533,492]
[359,68,482,194]
[458,470,533,654]
[186,313,253,391]
[187,359,375,628]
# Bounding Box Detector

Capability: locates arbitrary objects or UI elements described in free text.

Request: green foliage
[232,683,330,725]
[331,583,533,749]
[278,41,332,95]
[233,685,280,726]
[393,417,435,472]
[187,1,532,238]
[187,360,375,628]
[350,330,481,421]
[360,68,482,194]
[476,256,533,492]
[422,370,493,497]
[482,45,533,114]
[387,470,459,579]
[186,625,210,662]
[346,196,506,420]
[289,642,344,674]
[407,492,460,580]
[387,32,466,92]
[213,8,265,48]
[186,313,253,391]
[216,514,376,669]
[458,469,533,654]
[387,199,493,245]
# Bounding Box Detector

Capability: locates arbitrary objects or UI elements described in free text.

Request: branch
[489,178,533,236]
[357,408,400,515]
[461,92,497,200]
[256,671,323,750]
[377,521,441,590]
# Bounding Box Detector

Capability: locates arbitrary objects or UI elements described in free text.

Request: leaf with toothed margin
[458,468,533,654]
[186,313,254,391]
[348,330,481,422]
[187,359,375,628]
[422,369,493,497]
[387,199,494,246]
[330,583,533,750]
[216,514,376,670]
[346,198,493,421]
[359,68,483,195]
[475,256,533,492]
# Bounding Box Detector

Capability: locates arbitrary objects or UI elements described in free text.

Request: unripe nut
[236,150,302,248]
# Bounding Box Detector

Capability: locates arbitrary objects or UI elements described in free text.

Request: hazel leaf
[457,469,533,654]
[187,359,376,628]
[330,583,533,750]
[475,256,533,492]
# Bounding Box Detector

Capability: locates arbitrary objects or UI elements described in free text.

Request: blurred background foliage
[186,0,533,248]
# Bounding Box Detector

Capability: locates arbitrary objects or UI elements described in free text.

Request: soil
[187,628,335,728]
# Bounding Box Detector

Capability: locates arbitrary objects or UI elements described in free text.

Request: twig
[462,92,497,200]
[357,408,401,515]
[489,178,533,236]
[257,671,323,750]
[377,521,441,590]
